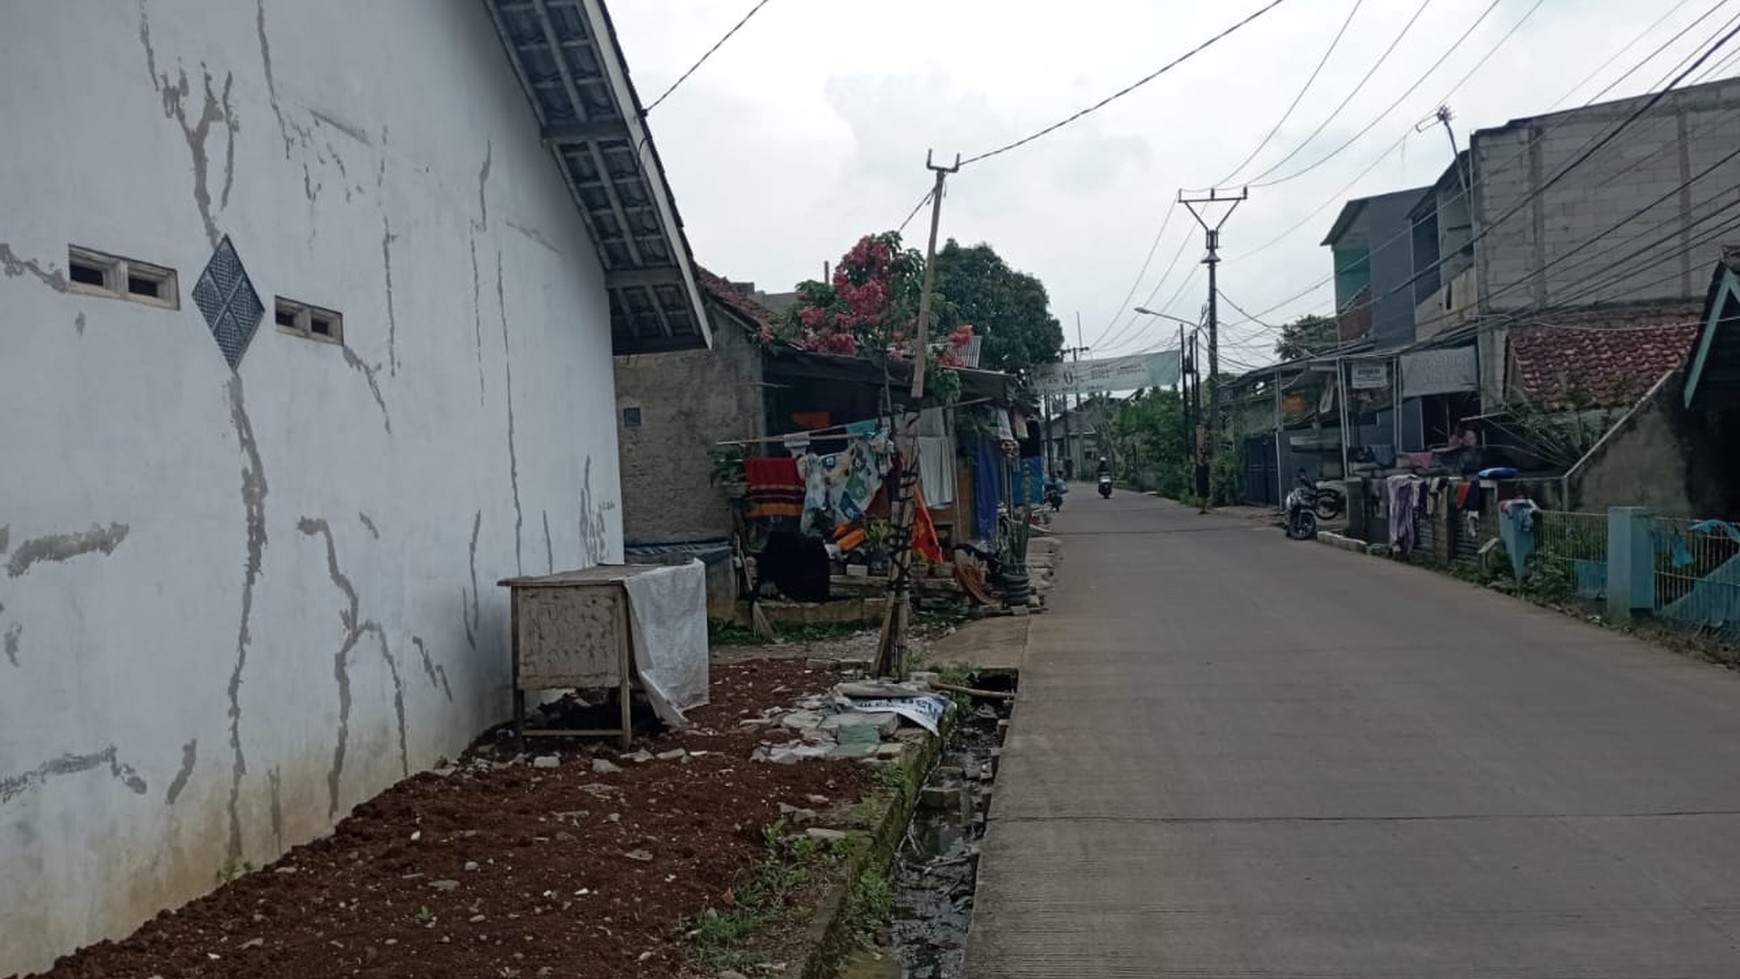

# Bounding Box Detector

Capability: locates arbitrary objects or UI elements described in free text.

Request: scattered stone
[834,723,884,747]
[428,880,461,892]
[804,828,849,842]
[464,861,480,872]
[806,794,831,805]
[718,971,750,979]
[828,742,878,760]
[470,914,486,923]
[777,803,819,823]
[622,749,655,764]
[273,866,298,875]
[820,711,899,737]
[591,757,623,774]
[780,710,824,731]
[578,783,616,799]
[875,743,906,760]
[238,938,264,950]
[532,755,561,769]
[762,744,832,765]
[655,749,687,762]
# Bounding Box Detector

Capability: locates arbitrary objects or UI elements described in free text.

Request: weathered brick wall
[614,313,764,544]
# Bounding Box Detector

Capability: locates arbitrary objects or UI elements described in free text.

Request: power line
[645,0,776,112]
[1094,234,1197,352]
[1237,0,1434,186]
[958,0,1291,167]
[1216,0,1366,186]
[1578,0,1732,107]
[1239,16,1740,324]
[1230,0,1544,262]
[1542,0,1703,111]
[1086,202,1179,350]
[1250,0,1510,189]
[896,188,935,236]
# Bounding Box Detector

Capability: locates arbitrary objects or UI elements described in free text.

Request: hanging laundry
[843,419,880,437]
[916,436,957,506]
[782,433,811,457]
[796,433,894,538]
[1386,474,1421,556]
[973,438,1002,541]
[1499,498,1540,585]
[1011,408,1030,440]
[792,411,831,431]
[1405,451,1436,471]
[995,410,1014,442]
[745,456,805,520]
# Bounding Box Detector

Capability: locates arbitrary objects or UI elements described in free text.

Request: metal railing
[1651,517,1740,643]
[1532,510,1608,600]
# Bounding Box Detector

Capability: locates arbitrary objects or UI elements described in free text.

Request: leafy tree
[933,240,1065,374]
[1274,313,1337,361]
[1102,388,1192,498]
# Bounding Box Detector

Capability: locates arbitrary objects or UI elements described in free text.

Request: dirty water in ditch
[844,673,1016,979]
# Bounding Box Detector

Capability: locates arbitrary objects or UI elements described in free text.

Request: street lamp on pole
[1133,307,1199,327]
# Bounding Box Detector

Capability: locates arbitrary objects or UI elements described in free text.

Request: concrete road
[965,493,1740,978]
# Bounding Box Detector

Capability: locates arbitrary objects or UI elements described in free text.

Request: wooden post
[874,152,959,678]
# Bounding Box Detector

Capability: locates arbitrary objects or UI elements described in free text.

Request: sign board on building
[1399,346,1478,397]
[1348,362,1390,390]
[1029,350,1181,396]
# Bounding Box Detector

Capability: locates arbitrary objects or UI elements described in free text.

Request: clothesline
[713,397,996,448]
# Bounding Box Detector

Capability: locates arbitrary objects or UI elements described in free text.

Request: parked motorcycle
[1098,475,1113,499]
[1284,472,1319,540]
[1314,482,1345,520]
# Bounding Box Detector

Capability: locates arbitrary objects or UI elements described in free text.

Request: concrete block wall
[615,314,764,545]
[1478,79,1740,314]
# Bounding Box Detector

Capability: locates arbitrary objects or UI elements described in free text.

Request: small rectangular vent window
[621,406,643,429]
[67,247,178,309]
[274,297,344,345]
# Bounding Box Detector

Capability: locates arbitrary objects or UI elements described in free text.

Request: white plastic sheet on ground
[621,561,709,727]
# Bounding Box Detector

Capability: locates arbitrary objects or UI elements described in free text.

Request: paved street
[966,492,1740,978]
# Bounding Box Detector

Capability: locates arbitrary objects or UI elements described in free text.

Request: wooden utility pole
[874,152,960,678]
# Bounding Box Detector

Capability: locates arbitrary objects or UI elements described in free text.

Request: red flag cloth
[912,483,944,564]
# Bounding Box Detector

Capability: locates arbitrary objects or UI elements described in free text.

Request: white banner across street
[1030,350,1182,396]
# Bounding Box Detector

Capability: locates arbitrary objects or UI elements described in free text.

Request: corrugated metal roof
[483,0,711,354]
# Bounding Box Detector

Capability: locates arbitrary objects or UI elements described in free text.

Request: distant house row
[1233,76,1740,519]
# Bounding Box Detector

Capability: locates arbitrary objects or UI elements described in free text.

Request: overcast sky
[611,0,1731,371]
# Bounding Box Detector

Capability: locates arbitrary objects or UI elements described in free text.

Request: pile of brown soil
[28,659,872,979]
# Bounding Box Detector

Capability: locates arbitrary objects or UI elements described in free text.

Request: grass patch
[687,819,849,971]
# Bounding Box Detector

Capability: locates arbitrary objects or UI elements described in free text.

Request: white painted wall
[0,3,625,972]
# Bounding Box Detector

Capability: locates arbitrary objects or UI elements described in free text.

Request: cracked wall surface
[0,1,627,973]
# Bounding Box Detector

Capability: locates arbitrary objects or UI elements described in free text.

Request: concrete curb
[1315,531,1366,553]
[794,712,949,979]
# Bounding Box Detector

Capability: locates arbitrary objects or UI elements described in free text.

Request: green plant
[414,906,435,926]
[708,443,747,490]
[847,865,893,934]
[760,819,787,851]
[998,505,1036,568]
[708,619,763,647]
[215,860,254,884]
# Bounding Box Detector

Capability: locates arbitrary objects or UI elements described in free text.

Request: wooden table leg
[513,688,526,753]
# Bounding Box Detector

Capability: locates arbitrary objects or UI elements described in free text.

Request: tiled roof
[694,266,778,331]
[1509,304,1701,409]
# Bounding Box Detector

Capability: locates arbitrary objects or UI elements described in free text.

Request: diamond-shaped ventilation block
[191,237,265,370]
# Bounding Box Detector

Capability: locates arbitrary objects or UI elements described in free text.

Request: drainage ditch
[845,671,1017,979]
